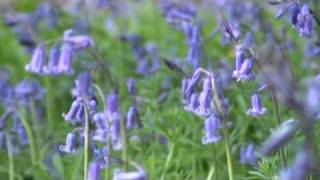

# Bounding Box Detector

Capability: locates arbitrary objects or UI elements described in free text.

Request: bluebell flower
[59,132,77,153]
[106,92,120,120]
[25,43,46,74]
[44,46,60,75]
[184,93,199,113]
[113,166,147,180]
[111,116,122,150]
[57,44,73,74]
[240,144,257,165]
[74,72,92,97]
[64,35,94,50]
[15,79,45,103]
[127,78,137,96]
[17,124,29,145]
[247,93,267,117]
[93,129,108,142]
[187,44,201,69]
[87,161,101,180]
[197,78,212,116]
[182,22,200,46]
[184,68,203,99]
[93,112,108,130]
[295,5,314,38]
[219,19,241,41]
[164,4,196,24]
[202,115,222,144]
[63,99,82,124]
[233,57,254,82]
[232,45,245,78]
[127,105,140,129]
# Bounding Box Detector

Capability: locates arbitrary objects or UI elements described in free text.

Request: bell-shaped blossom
[25,43,46,74]
[44,46,60,75]
[247,93,267,117]
[59,132,77,153]
[240,144,257,165]
[127,78,137,96]
[202,115,222,144]
[126,106,140,129]
[87,161,102,180]
[64,35,94,49]
[57,44,73,74]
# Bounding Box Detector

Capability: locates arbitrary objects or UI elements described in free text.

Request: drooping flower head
[240,144,257,165]
[25,43,46,74]
[202,115,222,144]
[246,93,267,117]
[57,43,73,74]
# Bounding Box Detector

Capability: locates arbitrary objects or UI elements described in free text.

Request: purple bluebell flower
[25,43,46,74]
[87,161,101,180]
[184,93,199,113]
[182,22,200,45]
[164,4,196,24]
[57,44,73,74]
[63,99,81,124]
[44,46,60,75]
[202,115,222,144]
[187,44,201,68]
[93,113,108,130]
[113,166,147,180]
[240,144,257,165]
[233,56,254,82]
[261,119,297,156]
[93,129,108,142]
[15,79,45,102]
[197,78,212,116]
[74,72,92,97]
[219,19,241,41]
[127,106,140,129]
[247,93,267,117]
[136,58,149,75]
[111,116,122,150]
[295,5,314,38]
[106,92,120,120]
[184,68,203,99]
[127,78,137,96]
[17,125,28,145]
[64,35,94,50]
[60,132,77,153]
[280,150,314,180]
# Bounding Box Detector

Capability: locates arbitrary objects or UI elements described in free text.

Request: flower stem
[222,115,234,180]
[19,112,38,166]
[6,133,14,180]
[45,76,54,134]
[84,99,91,180]
[271,90,286,167]
[120,115,128,170]
[160,143,175,180]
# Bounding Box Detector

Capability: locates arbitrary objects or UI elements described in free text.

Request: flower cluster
[25,29,94,75]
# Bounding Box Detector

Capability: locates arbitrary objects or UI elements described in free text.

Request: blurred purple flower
[64,35,94,50]
[127,105,140,129]
[202,115,222,144]
[25,43,46,74]
[44,46,60,75]
[113,166,147,180]
[246,93,267,117]
[127,78,137,96]
[87,161,101,180]
[240,144,257,165]
[57,44,74,74]
[59,132,77,153]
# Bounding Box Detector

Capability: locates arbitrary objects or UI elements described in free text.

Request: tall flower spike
[87,161,101,180]
[240,144,257,165]
[202,115,222,144]
[57,44,73,74]
[25,43,46,74]
[247,93,267,117]
[59,132,77,153]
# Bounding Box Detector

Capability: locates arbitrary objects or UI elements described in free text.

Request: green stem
[45,76,54,134]
[206,145,217,180]
[6,133,14,180]
[84,99,91,180]
[19,112,38,166]
[87,48,117,89]
[160,143,175,180]
[271,90,286,168]
[120,116,128,170]
[30,99,41,147]
[222,115,234,180]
